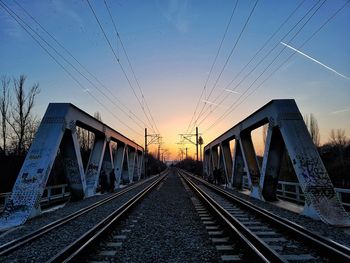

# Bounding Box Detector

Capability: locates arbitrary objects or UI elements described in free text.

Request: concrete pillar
[102,141,114,186]
[60,130,86,200]
[135,152,143,181]
[259,126,284,201]
[211,147,219,170]
[0,106,66,228]
[204,150,210,178]
[85,135,106,197]
[231,139,244,190]
[113,143,126,189]
[239,132,262,199]
[220,141,233,186]
[280,118,350,225]
[127,148,136,183]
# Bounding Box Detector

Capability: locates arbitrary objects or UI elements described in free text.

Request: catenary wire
[190,0,260,133]
[0,0,143,140]
[204,0,342,133]
[195,0,325,131]
[12,0,149,131]
[184,0,238,135]
[104,0,160,134]
[86,0,157,134]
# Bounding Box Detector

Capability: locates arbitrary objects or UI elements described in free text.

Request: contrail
[331,107,350,114]
[201,99,219,106]
[224,89,240,94]
[281,42,350,80]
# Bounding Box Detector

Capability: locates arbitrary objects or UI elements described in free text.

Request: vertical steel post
[196,127,199,162]
[144,128,148,177]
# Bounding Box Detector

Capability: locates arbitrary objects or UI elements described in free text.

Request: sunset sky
[1,0,349,160]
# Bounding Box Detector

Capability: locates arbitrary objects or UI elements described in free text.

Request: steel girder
[203,99,350,226]
[0,103,144,229]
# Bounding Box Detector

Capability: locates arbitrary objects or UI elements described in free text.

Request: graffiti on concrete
[64,158,82,185]
[294,154,335,200]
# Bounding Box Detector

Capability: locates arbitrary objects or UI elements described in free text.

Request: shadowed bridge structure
[0,99,349,229]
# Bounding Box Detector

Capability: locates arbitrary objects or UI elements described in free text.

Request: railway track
[0,172,166,262]
[50,168,220,263]
[180,169,350,262]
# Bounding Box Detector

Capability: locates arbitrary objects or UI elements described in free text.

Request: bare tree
[329,129,348,167]
[0,76,10,154]
[329,129,348,147]
[8,75,40,155]
[94,111,102,122]
[304,113,320,147]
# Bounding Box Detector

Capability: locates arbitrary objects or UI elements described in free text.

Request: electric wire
[11,0,147,131]
[190,0,259,133]
[104,0,160,135]
[220,0,350,132]
[12,0,149,130]
[195,0,326,131]
[190,0,306,128]
[184,0,238,135]
[0,0,143,140]
[204,0,342,133]
[86,0,157,134]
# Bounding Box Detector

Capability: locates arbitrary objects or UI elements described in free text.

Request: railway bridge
[0,99,349,262]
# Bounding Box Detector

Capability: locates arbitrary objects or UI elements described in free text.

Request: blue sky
[0,0,349,159]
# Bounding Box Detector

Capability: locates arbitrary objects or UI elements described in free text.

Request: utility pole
[196,127,199,162]
[158,143,160,160]
[186,147,188,159]
[144,129,161,176]
[178,127,201,162]
[198,136,204,161]
[144,128,148,178]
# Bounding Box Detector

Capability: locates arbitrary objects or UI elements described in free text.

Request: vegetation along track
[0,173,166,262]
[180,169,350,263]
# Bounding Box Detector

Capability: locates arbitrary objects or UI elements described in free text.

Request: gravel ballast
[0,176,160,262]
[190,174,350,248]
[90,168,220,262]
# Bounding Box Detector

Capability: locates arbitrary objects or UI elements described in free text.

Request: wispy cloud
[0,5,24,38]
[331,108,350,115]
[281,42,350,80]
[158,0,191,33]
[51,0,84,29]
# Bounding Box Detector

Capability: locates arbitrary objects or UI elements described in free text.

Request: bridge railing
[242,176,350,211]
[0,184,70,209]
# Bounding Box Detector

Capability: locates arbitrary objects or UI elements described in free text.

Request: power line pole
[198,136,204,161]
[144,128,161,176]
[144,128,148,178]
[178,127,201,162]
[196,127,199,162]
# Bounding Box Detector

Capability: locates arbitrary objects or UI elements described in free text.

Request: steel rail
[0,174,160,256]
[182,169,350,261]
[48,173,167,263]
[179,170,285,263]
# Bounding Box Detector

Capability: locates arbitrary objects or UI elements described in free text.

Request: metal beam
[0,103,144,229]
[203,99,350,226]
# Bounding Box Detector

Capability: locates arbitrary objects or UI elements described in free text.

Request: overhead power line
[0,0,143,140]
[196,0,325,130]
[12,0,149,130]
[103,0,160,134]
[184,0,238,134]
[190,0,259,133]
[205,0,346,133]
[86,0,158,134]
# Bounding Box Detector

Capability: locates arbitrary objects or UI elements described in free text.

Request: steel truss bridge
[0,99,349,229]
